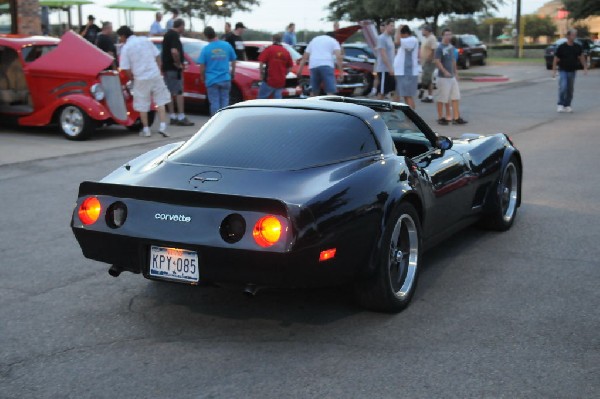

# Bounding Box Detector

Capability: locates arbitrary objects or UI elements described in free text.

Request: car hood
[27,30,113,77]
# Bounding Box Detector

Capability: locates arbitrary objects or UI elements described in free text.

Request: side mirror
[436,136,453,151]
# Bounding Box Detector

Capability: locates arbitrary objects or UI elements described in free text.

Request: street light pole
[514,0,521,58]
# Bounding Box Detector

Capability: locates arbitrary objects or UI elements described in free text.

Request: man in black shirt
[224,22,247,60]
[161,18,194,126]
[552,28,588,113]
[80,15,100,44]
[95,22,117,65]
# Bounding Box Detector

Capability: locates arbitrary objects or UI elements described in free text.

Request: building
[537,0,600,38]
[1,0,41,35]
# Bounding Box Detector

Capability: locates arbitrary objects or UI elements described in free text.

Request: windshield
[246,42,302,62]
[378,108,431,147]
[21,45,57,63]
[183,41,206,61]
[461,35,480,46]
[169,107,379,170]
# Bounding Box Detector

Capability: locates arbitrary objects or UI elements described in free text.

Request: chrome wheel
[501,163,518,223]
[388,214,419,299]
[60,106,85,137]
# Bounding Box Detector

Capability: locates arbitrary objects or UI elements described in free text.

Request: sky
[49,0,551,34]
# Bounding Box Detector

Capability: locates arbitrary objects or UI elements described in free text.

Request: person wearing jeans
[297,33,343,96]
[206,81,231,115]
[198,26,237,116]
[552,28,588,113]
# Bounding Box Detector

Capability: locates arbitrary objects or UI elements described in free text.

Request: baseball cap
[235,22,247,29]
[88,14,95,20]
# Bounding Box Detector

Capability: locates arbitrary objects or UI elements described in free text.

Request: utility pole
[514,0,521,58]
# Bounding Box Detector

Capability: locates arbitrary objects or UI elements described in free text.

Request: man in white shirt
[297,33,343,96]
[117,25,170,137]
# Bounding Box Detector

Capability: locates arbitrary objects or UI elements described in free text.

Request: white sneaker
[564,106,572,113]
[557,105,565,113]
[139,129,151,137]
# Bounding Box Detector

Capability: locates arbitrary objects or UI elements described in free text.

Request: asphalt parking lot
[1,62,599,398]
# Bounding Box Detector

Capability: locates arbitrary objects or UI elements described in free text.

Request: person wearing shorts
[419,25,438,103]
[297,33,343,96]
[374,19,396,99]
[394,25,419,109]
[117,25,170,137]
[162,19,194,126]
[434,29,467,125]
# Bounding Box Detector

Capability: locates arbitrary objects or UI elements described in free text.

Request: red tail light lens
[319,248,337,262]
[78,197,101,225]
[253,215,282,248]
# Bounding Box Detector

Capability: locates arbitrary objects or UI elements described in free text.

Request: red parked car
[149,37,302,104]
[0,31,143,140]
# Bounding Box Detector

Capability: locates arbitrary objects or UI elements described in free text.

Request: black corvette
[72,97,522,312]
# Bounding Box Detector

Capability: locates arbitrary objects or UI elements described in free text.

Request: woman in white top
[393,25,420,109]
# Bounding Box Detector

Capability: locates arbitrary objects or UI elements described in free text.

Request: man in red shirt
[258,34,293,99]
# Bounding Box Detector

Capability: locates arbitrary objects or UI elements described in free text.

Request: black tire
[355,202,422,313]
[58,105,95,141]
[361,73,374,96]
[127,110,156,132]
[480,53,487,66]
[480,157,521,231]
[230,84,243,105]
[462,56,471,70]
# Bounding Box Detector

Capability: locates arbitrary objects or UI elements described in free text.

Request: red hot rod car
[0,31,143,140]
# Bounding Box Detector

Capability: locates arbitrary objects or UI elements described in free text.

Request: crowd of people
[371,19,467,125]
[79,11,195,138]
[77,9,592,136]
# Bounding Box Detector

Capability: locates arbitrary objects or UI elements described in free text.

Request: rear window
[169,107,379,170]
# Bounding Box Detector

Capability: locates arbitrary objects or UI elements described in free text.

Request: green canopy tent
[496,33,512,40]
[39,0,94,32]
[107,0,159,28]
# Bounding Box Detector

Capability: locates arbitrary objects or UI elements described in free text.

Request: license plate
[149,246,199,283]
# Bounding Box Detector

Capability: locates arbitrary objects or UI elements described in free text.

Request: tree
[572,23,590,38]
[523,14,556,42]
[327,0,503,34]
[477,17,511,42]
[564,0,600,21]
[443,16,478,34]
[160,0,260,26]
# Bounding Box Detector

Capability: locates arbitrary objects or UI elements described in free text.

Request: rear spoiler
[78,181,288,216]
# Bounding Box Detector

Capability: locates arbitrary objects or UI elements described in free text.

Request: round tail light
[106,201,128,229]
[220,213,246,243]
[78,197,101,225]
[253,215,282,248]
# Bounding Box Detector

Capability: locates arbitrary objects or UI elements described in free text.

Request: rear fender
[18,94,110,126]
[363,182,422,277]
[483,146,522,212]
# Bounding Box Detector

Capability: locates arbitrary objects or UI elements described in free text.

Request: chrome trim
[100,74,127,121]
[336,83,365,89]
[184,92,207,100]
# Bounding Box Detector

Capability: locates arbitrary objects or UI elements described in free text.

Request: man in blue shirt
[149,12,164,36]
[198,26,237,115]
[283,23,296,46]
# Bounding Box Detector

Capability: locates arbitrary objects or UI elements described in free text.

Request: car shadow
[137,224,502,328]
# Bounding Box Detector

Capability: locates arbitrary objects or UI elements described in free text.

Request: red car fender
[18,94,110,127]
